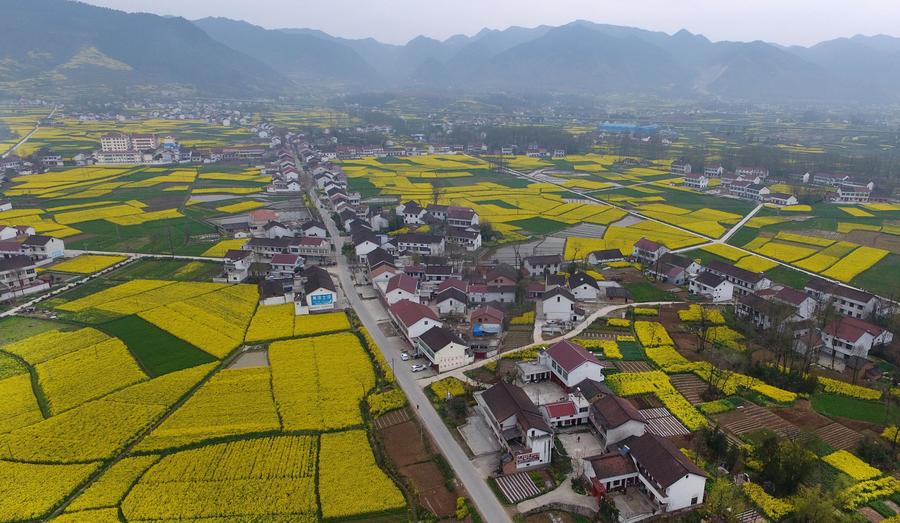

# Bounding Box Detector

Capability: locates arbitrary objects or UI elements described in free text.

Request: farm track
[0,105,57,159]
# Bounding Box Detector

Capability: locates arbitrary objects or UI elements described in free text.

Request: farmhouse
[224,249,252,283]
[703,164,724,177]
[475,381,554,473]
[397,201,427,224]
[416,325,473,372]
[631,238,669,266]
[589,393,645,448]
[389,299,442,343]
[384,274,420,305]
[588,249,625,265]
[541,393,592,428]
[543,339,605,389]
[735,166,769,179]
[470,305,504,335]
[764,192,798,206]
[820,316,893,362]
[395,233,445,256]
[435,284,468,317]
[804,279,880,319]
[542,286,582,322]
[523,254,563,277]
[682,172,708,190]
[670,158,691,175]
[21,235,65,260]
[688,272,733,303]
[301,266,337,312]
[703,260,771,296]
[646,253,699,286]
[568,271,600,301]
[269,253,303,280]
[0,255,48,302]
[583,433,707,512]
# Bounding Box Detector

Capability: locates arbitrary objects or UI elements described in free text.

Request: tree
[756,435,816,497]
[786,484,846,523]
[597,496,620,523]
[702,479,747,523]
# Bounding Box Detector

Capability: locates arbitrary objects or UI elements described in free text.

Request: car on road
[400,352,410,361]
[410,364,427,372]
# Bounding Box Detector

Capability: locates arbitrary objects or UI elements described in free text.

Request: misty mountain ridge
[208,16,900,102]
[4,0,900,103]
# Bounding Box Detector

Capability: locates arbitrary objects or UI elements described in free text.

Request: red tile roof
[270,253,300,265]
[470,305,504,323]
[387,274,419,294]
[543,401,577,419]
[546,340,602,373]
[823,316,886,342]
[390,299,438,328]
[634,237,664,252]
[436,278,468,293]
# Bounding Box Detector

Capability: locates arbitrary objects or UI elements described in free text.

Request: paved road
[311,190,514,523]
[64,249,224,262]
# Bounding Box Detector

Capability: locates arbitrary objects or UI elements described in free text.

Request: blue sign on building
[311,294,333,306]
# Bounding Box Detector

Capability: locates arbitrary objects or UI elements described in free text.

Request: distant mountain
[7,1,900,103]
[232,19,900,103]
[0,0,288,97]
[193,18,381,87]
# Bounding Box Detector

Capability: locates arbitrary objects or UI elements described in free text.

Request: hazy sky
[83,0,900,46]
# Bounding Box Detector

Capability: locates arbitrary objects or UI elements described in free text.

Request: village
[1,101,899,523]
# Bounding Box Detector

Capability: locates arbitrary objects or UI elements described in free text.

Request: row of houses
[475,340,707,512]
[264,148,302,193]
[630,237,893,365]
[683,164,877,205]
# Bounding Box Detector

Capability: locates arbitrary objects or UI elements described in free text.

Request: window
[691,496,698,505]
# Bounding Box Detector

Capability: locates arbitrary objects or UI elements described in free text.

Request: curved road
[311,191,514,523]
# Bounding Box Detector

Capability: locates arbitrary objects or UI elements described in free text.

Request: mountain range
[4,0,900,103]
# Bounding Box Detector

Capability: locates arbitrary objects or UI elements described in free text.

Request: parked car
[410,364,426,372]
[400,352,410,361]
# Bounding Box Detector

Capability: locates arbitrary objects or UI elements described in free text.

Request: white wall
[665,474,707,511]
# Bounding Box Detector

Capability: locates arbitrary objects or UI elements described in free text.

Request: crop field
[0,278,405,520]
[0,162,272,255]
[6,116,264,159]
[714,203,900,293]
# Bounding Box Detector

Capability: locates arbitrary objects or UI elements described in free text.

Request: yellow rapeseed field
[36,337,147,415]
[269,333,375,431]
[0,460,102,521]
[67,455,160,512]
[136,367,280,451]
[123,436,317,521]
[49,254,127,274]
[319,430,406,518]
[821,246,889,282]
[215,200,266,213]
[201,238,247,257]
[0,373,43,434]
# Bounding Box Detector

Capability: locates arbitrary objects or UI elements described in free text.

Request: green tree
[701,479,747,523]
[786,485,847,523]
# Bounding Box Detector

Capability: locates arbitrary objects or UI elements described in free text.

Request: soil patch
[771,399,832,431]
[381,420,430,467]
[399,461,457,518]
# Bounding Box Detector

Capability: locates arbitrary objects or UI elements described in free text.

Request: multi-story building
[0,255,48,302]
[735,166,769,179]
[475,381,554,474]
[704,260,771,296]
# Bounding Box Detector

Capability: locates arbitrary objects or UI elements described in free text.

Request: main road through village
[311,190,515,523]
